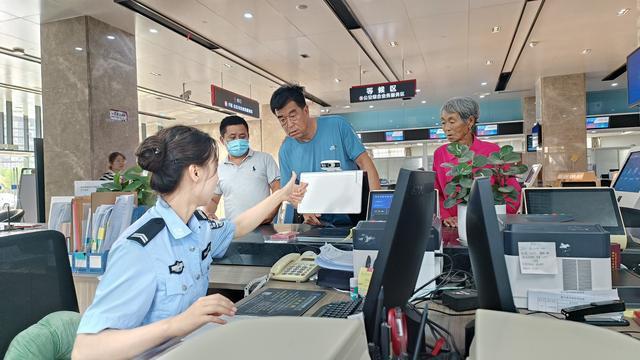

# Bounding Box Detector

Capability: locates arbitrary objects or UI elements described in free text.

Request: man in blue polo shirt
[270,85,380,225]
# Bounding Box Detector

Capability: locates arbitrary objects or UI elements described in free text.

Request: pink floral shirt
[432,137,522,220]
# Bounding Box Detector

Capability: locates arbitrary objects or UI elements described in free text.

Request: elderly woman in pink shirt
[432,97,521,227]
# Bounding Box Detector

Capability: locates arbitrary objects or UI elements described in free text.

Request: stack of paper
[527,289,620,314]
[315,244,353,272]
[101,194,135,252]
[48,196,73,249]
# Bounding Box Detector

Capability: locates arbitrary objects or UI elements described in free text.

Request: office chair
[0,209,25,223]
[0,230,78,357]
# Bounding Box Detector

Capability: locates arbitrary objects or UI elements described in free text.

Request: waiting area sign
[211,85,260,118]
[349,79,416,103]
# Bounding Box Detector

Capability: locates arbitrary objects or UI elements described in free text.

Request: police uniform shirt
[77,197,235,334]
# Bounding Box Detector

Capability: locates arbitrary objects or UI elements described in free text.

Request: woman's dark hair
[136,125,218,194]
[220,115,249,136]
[269,84,306,114]
[108,152,125,170]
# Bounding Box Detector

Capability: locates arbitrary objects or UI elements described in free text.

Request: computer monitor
[466,177,517,312]
[366,190,394,221]
[613,146,640,208]
[362,169,435,341]
[523,187,628,249]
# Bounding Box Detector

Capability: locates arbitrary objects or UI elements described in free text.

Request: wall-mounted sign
[211,85,260,118]
[350,79,417,103]
[108,109,128,122]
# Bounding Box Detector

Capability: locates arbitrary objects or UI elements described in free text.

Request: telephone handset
[270,251,319,282]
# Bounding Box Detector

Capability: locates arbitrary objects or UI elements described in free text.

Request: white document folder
[298,170,363,214]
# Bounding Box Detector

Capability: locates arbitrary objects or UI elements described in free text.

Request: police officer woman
[72,125,306,359]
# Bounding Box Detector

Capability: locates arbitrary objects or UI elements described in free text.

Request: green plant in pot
[442,143,527,241]
[97,165,156,206]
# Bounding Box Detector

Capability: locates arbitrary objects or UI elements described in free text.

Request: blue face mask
[226,138,250,157]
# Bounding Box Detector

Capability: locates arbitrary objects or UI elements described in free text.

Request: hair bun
[136,135,167,173]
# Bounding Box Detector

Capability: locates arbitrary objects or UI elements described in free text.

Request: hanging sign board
[350,79,417,103]
[211,85,260,118]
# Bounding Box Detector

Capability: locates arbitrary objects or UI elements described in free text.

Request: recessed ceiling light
[389,41,399,47]
[416,89,421,93]
[343,105,351,109]
[528,41,539,48]
[491,26,501,33]
[479,95,486,98]
[296,4,308,10]
[224,63,232,68]
[106,35,115,40]
[618,8,630,16]
[485,60,493,65]
[481,82,488,86]
[581,48,592,55]
[320,109,326,113]
[243,12,253,19]
[149,28,158,33]
[150,72,161,76]
[612,83,619,87]
[334,78,341,83]
[74,47,83,51]
[421,100,426,104]
[369,105,374,109]
[405,70,413,75]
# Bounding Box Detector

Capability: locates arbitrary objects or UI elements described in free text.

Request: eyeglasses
[278,111,301,126]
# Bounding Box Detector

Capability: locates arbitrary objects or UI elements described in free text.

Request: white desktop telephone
[270,251,319,282]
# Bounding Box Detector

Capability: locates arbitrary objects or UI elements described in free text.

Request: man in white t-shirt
[204,116,280,223]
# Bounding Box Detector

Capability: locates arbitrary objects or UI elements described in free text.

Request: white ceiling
[0,0,635,124]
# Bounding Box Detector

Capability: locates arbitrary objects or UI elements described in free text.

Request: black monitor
[466,177,516,312]
[362,169,436,340]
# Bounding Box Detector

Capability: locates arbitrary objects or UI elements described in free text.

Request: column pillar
[41,16,139,202]
[534,73,587,185]
[260,104,286,162]
[521,96,536,167]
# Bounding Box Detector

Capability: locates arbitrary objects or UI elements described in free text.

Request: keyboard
[236,288,326,317]
[313,298,364,318]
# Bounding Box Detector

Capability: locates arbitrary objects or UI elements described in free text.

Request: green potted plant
[97,165,156,206]
[442,143,527,242]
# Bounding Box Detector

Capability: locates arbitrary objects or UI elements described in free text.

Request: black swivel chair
[0,230,78,357]
[0,209,25,223]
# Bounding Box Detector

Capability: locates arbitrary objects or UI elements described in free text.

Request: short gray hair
[440,97,480,123]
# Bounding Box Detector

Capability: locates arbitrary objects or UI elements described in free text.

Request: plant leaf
[455,188,469,199]
[100,182,121,191]
[441,162,455,169]
[504,164,529,175]
[472,155,488,168]
[458,163,473,176]
[503,152,521,163]
[447,143,464,157]
[476,169,493,178]
[498,186,514,193]
[446,167,458,177]
[444,182,458,195]
[487,152,504,165]
[444,198,458,209]
[460,177,474,188]
[499,145,514,157]
[459,151,473,163]
[123,180,143,192]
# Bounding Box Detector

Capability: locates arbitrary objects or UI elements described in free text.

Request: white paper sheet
[527,289,619,313]
[297,171,363,214]
[518,242,558,275]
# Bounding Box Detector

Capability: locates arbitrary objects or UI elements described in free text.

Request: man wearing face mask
[204,116,281,223]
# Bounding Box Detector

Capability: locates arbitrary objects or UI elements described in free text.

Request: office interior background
[0,0,637,211]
